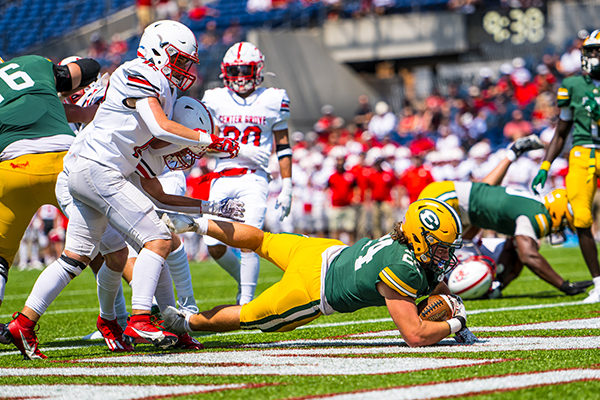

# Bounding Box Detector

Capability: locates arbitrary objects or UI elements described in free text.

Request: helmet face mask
[582,29,600,79]
[164,96,214,170]
[137,20,199,91]
[221,42,264,95]
[402,198,463,275]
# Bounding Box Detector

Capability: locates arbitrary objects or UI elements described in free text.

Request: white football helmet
[447,255,496,299]
[137,20,199,91]
[221,42,264,95]
[582,29,600,79]
[164,96,214,170]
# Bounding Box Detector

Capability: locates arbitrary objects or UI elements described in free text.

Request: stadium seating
[0,0,134,56]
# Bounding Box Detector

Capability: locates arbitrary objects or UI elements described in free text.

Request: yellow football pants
[565,146,600,229]
[240,232,344,332]
[0,152,65,265]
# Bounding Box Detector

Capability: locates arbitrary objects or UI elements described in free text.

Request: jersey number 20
[223,126,262,146]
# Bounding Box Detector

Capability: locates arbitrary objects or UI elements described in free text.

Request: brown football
[417,294,452,321]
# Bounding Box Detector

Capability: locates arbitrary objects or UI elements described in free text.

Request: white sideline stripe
[0,384,245,399]
[353,317,600,336]
[0,357,492,376]
[241,336,600,353]
[308,369,600,400]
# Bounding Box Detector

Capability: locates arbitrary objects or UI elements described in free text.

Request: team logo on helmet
[419,209,440,231]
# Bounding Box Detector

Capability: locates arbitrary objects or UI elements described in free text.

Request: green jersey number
[0,63,36,104]
[354,236,394,271]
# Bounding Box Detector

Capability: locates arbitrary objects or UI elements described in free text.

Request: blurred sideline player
[160,198,477,347]
[532,29,600,303]
[201,42,293,305]
[0,54,100,342]
[5,21,240,360]
[420,135,592,298]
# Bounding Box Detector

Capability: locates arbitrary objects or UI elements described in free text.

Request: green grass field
[1,244,600,399]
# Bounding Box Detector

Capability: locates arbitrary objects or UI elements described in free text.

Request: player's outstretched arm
[377,282,452,347]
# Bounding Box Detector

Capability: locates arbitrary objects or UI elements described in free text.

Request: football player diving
[160,198,477,347]
[420,137,592,298]
[532,29,600,303]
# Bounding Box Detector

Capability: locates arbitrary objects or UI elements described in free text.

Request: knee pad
[59,254,87,278]
[0,256,9,283]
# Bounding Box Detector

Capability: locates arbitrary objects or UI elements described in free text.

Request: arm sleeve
[556,81,570,108]
[148,197,203,215]
[514,215,542,240]
[136,98,200,147]
[560,107,573,121]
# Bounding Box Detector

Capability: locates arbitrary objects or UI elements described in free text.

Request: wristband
[540,161,551,171]
[195,217,209,235]
[446,316,466,333]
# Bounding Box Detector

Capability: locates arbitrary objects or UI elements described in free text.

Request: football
[448,258,494,299]
[416,294,452,321]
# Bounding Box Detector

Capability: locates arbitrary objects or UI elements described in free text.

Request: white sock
[24,259,72,316]
[167,243,195,299]
[214,247,241,283]
[593,276,600,290]
[0,275,5,303]
[114,282,129,320]
[97,265,123,320]
[154,263,177,312]
[239,252,259,305]
[130,248,166,311]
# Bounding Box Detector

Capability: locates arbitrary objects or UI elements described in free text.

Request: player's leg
[167,234,198,313]
[566,147,600,302]
[0,152,65,308]
[481,134,544,186]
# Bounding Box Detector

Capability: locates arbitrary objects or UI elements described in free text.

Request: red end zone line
[293,367,600,400]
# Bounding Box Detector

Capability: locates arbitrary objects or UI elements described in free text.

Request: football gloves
[208,134,240,158]
[203,198,245,222]
[454,327,477,344]
[160,212,199,234]
[239,144,271,167]
[531,169,548,195]
[441,294,477,344]
[584,92,600,122]
[162,306,191,334]
[275,177,293,221]
[0,322,13,345]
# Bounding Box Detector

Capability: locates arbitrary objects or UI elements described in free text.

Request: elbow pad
[74,59,101,88]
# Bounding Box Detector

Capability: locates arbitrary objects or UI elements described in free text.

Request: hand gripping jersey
[557,75,600,147]
[324,235,443,313]
[77,58,176,177]
[0,55,74,156]
[201,87,290,173]
[467,182,552,239]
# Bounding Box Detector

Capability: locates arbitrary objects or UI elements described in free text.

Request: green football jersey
[324,235,443,313]
[557,75,600,147]
[467,183,551,239]
[0,55,74,153]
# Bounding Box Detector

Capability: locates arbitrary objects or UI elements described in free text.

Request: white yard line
[306,369,600,400]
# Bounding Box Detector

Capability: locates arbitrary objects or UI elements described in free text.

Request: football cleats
[164,97,215,170]
[401,198,463,274]
[137,20,199,91]
[543,188,575,245]
[221,42,265,95]
[582,29,600,79]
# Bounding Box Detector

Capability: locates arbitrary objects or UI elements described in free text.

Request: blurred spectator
[247,0,272,13]
[199,21,219,50]
[368,101,397,141]
[188,0,220,21]
[397,152,434,204]
[373,0,393,15]
[366,158,397,238]
[136,0,155,33]
[503,109,533,141]
[156,0,180,20]
[327,156,359,244]
[557,38,583,77]
[479,67,494,90]
[314,104,337,138]
[350,152,374,239]
[397,105,423,141]
[512,69,538,108]
[106,33,128,66]
[534,64,557,94]
[222,19,244,46]
[354,94,373,131]
[87,33,108,59]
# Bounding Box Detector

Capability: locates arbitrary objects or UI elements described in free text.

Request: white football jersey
[201,87,290,173]
[76,58,176,177]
